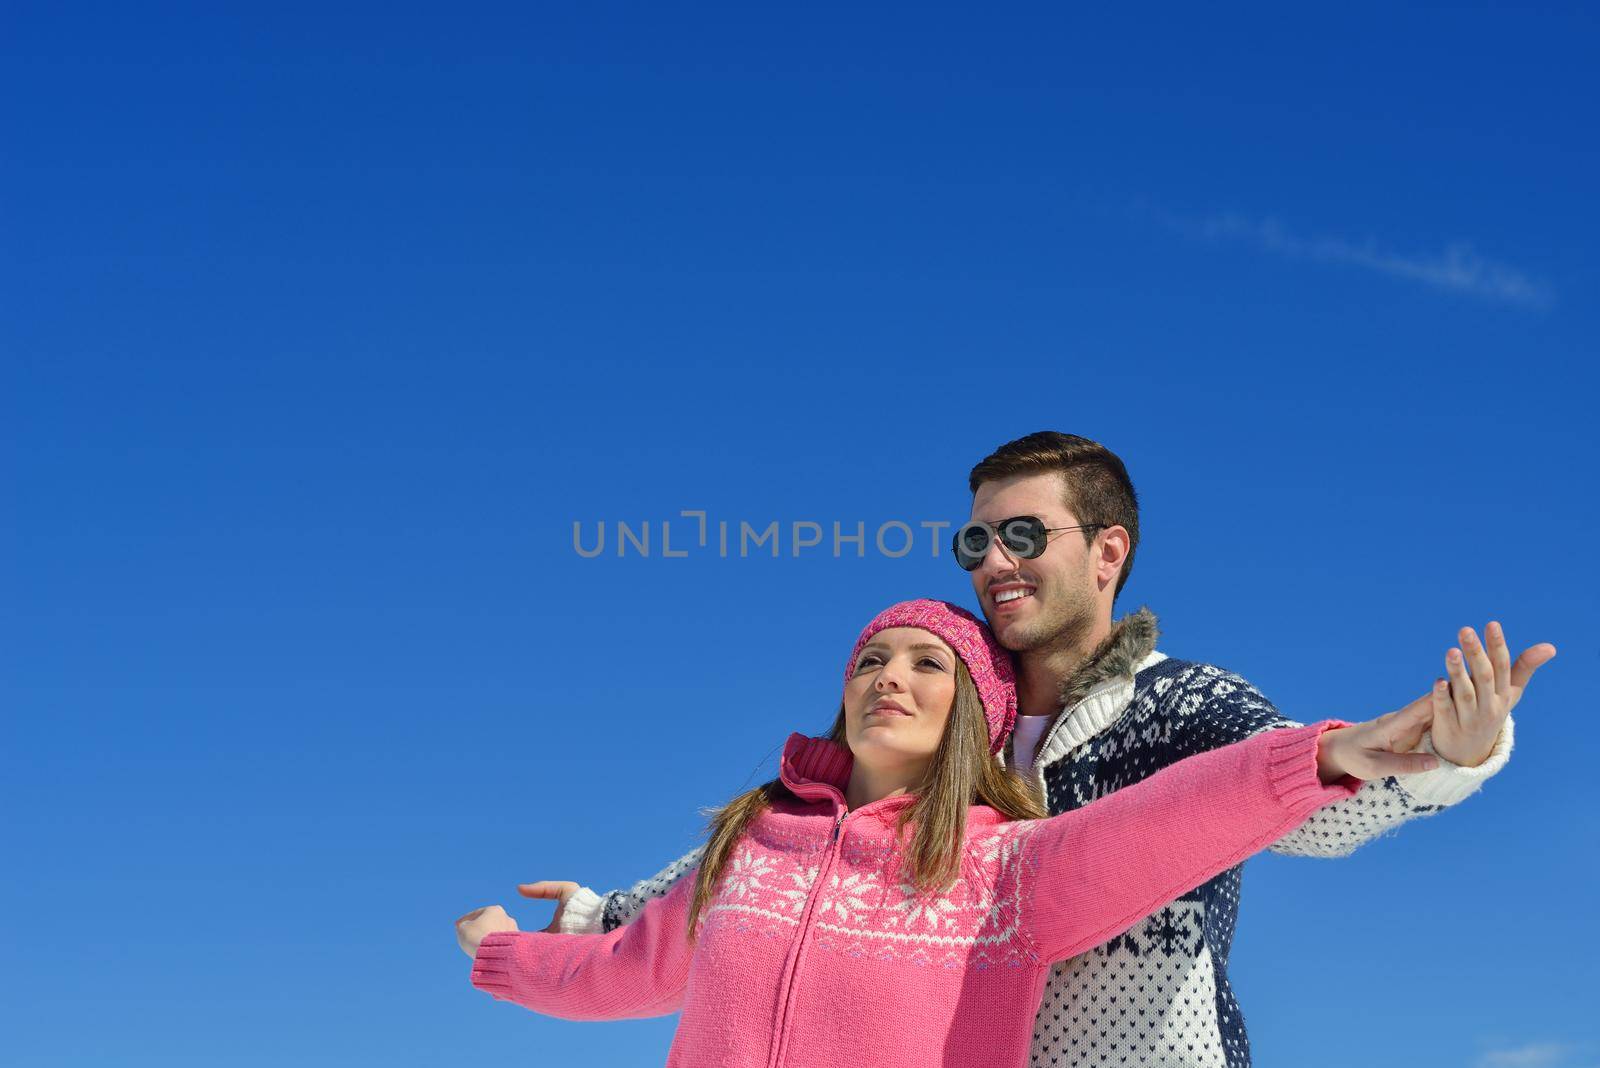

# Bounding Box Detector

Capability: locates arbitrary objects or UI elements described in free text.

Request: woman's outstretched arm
[1017,698,1439,963]
[458,873,697,1021]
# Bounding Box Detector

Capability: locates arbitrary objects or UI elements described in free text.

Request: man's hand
[518,880,584,933]
[1432,622,1556,768]
[455,904,518,958]
[1317,694,1441,784]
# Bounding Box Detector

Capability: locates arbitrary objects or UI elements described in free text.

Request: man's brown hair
[967,431,1141,598]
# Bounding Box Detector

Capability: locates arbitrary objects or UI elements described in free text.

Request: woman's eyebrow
[860,642,949,655]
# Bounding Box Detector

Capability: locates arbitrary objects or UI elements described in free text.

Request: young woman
[455,599,1450,1068]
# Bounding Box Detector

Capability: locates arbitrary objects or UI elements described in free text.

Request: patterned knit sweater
[474,722,1361,1068]
[556,608,1515,1067]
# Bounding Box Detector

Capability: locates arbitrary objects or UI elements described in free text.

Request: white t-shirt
[1009,713,1056,774]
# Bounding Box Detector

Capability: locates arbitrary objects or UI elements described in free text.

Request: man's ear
[1096,525,1131,589]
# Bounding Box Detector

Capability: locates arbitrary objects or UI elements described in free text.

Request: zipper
[1037,665,1151,773]
[766,808,848,1068]
[1032,664,1154,796]
[1032,650,1163,779]
[1030,683,1117,797]
[1030,700,1083,794]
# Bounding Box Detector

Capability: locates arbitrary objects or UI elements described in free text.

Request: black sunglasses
[951,516,1104,571]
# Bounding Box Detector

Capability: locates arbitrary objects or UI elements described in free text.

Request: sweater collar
[778,731,1010,830]
[1004,606,1166,771]
[1055,605,1161,709]
[779,732,854,802]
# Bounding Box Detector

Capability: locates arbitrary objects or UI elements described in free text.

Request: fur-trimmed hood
[1057,606,1161,709]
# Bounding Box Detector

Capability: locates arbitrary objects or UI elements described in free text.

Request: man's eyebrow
[972,513,1051,524]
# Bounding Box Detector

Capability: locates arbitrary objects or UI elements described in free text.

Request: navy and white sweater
[556,608,1513,1068]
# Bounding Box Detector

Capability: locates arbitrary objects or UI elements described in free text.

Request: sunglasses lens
[952,517,1055,570]
[952,526,990,571]
[998,517,1048,559]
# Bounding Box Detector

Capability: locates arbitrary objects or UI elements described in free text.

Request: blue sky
[3,3,1596,1066]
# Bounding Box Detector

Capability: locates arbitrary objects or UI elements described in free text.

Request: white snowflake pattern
[774,863,821,914]
[885,881,962,931]
[968,826,1029,924]
[720,847,778,902]
[817,871,880,925]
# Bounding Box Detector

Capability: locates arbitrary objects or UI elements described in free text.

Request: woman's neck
[843,759,926,811]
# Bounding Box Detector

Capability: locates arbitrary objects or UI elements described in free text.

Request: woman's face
[843,627,959,773]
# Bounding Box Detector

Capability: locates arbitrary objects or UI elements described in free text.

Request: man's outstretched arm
[523,844,707,935]
[1257,714,1511,857]
[1170,622,1552,858]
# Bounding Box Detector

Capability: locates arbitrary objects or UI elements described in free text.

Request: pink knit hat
[843,599,1018,754]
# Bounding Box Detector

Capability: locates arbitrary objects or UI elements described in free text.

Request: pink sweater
[470,721,1359,1067]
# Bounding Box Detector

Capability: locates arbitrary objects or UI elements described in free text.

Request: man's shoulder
[1134,654,1253,694]
[1131,655,1284,731]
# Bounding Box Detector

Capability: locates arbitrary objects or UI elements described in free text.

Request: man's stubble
[993,550,1100,663]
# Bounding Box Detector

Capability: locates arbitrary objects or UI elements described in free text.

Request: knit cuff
[554,886,607,935]
[469,929,526,1000]
[1263,720,1363,811]
[1400,713,1515,808]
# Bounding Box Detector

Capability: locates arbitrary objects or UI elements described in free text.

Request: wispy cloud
[1163,210,1553,309]
[1477,1042,1583,1068]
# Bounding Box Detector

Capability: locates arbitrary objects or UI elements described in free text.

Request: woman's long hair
[685,659,1046,939]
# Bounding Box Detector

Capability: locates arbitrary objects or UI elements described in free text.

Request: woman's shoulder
[758,794,840,833]
[958,806,1041,861]
[750,797,1031,841]
[964,803,1025,834]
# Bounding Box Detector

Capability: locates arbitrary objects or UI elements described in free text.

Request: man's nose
[974,535,1022,581]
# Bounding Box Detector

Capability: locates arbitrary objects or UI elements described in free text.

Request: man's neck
[1014,616,1114,718]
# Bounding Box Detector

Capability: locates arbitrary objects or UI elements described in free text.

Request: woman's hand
[518,880,584,933]
[1432,622,1556,768]
[1316,621,1557,784]
[1316,694,1441,784]
[455,904,519,958]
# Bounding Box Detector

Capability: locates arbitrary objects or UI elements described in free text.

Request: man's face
[967,472,1099,654]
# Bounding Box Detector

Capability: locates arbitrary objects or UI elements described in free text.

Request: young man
[525,431,1555,1068]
